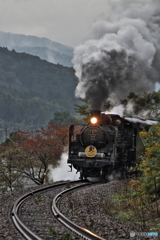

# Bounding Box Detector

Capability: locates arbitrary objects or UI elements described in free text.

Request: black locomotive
[67,110,156,181]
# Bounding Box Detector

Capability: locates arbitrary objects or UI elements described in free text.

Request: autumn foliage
[139,124,160,194]
[0,123,69,189]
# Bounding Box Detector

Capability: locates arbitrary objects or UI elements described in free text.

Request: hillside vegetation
[0,47,79,128]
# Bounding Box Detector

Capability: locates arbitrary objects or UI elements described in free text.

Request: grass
[103,180,160,232]
[61,232,73,240]
[34,194,43,202]
[48,227,57,237]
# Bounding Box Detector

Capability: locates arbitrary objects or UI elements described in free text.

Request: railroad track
[11,180,106,240]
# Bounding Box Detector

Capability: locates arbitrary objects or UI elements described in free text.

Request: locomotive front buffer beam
[68,158,114,169]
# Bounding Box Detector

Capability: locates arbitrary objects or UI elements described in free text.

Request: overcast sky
[0,0,110,47]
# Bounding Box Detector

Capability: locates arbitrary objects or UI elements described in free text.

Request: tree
[127,90,160,119]
[0,123,69,188]
[74,103,89,123]
[0,145,23,192]
[50,111,76,125]
[139,123,160,195]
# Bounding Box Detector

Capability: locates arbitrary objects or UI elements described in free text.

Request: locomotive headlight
[90,117,98,124]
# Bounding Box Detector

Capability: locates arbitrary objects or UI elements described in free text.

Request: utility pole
[4,124,8,141]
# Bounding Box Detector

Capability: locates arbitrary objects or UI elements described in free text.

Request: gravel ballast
[0,181,159,240]
[59,180,159,240]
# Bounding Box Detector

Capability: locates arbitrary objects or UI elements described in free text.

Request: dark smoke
[73,0,160,110]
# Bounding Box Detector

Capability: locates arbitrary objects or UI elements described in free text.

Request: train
[67,110,157,181]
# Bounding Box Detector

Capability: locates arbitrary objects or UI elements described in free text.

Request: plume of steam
[50,152,79,182]
[105,104,125,117]
[73,0,160,110]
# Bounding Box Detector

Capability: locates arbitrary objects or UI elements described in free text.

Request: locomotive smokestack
[90,110,101,117]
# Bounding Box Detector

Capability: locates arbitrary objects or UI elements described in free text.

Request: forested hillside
[0,47,79,129]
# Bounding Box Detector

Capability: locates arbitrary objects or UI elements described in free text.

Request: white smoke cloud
[50,152,79,182]
[73,0,160,110]
[104,104,124,117]
[125,101,134,115]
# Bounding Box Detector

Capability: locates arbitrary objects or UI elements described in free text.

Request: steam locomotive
[67,110,156,181]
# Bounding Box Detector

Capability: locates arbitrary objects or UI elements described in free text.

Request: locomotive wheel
[80,174,83,181]
[104,174,109,182]
[80,169,84,181]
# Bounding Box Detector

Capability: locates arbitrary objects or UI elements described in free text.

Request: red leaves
[0,123,69,185]
[13,123,69,164]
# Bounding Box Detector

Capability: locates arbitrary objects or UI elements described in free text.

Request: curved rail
[11,181,81,240]
[52,183,106,240]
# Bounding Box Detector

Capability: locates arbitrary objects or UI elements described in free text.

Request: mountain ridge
[0,46,80,128]
[0,31,73,67]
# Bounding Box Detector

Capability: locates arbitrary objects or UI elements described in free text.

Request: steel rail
[52,183,106,240]
[11,180,81,240]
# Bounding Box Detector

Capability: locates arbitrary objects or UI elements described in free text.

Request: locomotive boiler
[67,110,156,181]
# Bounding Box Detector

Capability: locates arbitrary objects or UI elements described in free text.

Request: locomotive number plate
[88,130,98,135]
[88,129,98,142]
[85,145,97,157]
